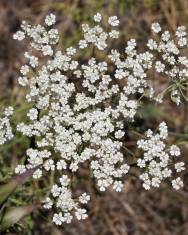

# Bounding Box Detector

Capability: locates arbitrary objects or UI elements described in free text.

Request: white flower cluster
[137,122,185,190]
[0,107,14,145]
[12,13,186,225]
[13,14,59,57]
[13,13,149,224]
[43,175,90,225]
[148,22,188,105]
[79,13,119,50]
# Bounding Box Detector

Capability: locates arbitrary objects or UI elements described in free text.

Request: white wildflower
[45,14,56,26]
[151,22,161,33]
[75,208,88,220]
[13,30,25,41]
[108,16,119,26]
[137,123,185,190]
[172,177,184,190]
[170,145,181,156]
[93,13,102,22]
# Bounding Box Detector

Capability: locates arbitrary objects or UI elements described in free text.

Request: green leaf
[0,204,40,231]
[0,180,18,205]
[0,167,38,205]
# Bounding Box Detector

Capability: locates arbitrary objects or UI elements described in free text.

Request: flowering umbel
[7,13,186,225]
[137,122,185,190]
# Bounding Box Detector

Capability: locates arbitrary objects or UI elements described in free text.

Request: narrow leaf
[0,204,40,231]
[0,167,38,205]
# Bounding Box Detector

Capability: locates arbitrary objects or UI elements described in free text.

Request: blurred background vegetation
[0,0,188,234]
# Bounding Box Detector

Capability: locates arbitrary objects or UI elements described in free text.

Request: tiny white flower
[4,107,13,116]
[115,130,124,139]
[172,177,183,190]
[79,39,87,49]
[137,159,146,168]
[15,165,26,174]
[43,197,53,209]
[33,169,42,179]
[75,208,88,220]
[108,16,119,27]
[27,108,38,121]
[45,14,56,26]
[66,47,76,56]
[18,76,28,87]
[59,175,70,187]
[63,213,73,223]
[151,22,161,33]
[20,65,29,75]
[53,212,64,225]
[155,61,165,73]
[56,160,67,170]
[113,181,123,192]
[13,30,25,41]
[109,30,119,38]
[42,45,53,56]
[175,162,185,172]
[79,193,90,204]
[93,13,102,22]
[170,145,180,156]
[44,159,55,171]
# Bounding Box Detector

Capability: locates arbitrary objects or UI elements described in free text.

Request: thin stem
[122,145,135,157]
[168,131,188,138]
[130,130,145,138]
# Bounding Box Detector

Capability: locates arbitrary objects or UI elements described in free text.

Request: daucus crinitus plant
[1,13,186,226]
